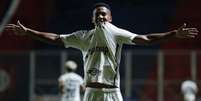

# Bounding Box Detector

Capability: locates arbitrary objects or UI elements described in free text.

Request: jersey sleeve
[116,28,138,45]
[58,75,64,82]
[58,76,64,88]
[59,30,88,50]
[78,76,84,85]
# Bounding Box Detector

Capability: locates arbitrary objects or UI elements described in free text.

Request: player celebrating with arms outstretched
[5,2,198,101]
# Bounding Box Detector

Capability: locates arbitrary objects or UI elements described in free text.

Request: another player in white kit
[58,60,85,101]
[5,2,198,101]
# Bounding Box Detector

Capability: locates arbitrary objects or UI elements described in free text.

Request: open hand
[176,23,199,38]
[5,20,28,36]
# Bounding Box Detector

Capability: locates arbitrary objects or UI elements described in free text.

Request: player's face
[92,6,112,25]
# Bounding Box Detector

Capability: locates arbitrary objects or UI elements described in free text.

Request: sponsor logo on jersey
[87,68,101,76]
[88,46,109,54]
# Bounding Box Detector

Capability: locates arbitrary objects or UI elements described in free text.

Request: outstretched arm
[58,80,64,95]
[5,20,64,46]
[80,84,86,93]
[132,23,199,45]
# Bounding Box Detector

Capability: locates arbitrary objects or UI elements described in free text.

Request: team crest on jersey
[87,68,101,76]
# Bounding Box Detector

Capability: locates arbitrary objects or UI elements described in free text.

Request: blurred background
[0,0,201,101]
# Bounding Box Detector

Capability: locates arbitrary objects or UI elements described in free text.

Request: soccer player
[181,80,198,101]
[58,60,84,101]
[5,2,199,101]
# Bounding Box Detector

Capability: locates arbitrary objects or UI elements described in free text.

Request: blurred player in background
[58,60,85,101]
[181,80,198,101]
[5,2,199,101]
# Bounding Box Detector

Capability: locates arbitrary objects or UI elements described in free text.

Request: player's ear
[91,10,96,24]
[108,10,112,22]
[108,15,112,22]
[92,16,95,24]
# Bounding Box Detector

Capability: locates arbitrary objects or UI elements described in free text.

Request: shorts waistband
[86,87,120,92]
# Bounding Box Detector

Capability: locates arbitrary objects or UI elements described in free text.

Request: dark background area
[0,0,201,101]
[1,0,200,50]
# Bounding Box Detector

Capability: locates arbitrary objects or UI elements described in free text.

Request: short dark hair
[66,68,74,72]
[93,2,111,11]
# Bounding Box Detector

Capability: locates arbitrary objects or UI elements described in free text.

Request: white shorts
[83,87,123,101]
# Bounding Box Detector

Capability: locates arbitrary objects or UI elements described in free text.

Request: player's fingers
[185,28,199,32]
[188,30,199,34]
[186,35,196,38]
[186,28,197,30]
[4,26,13,28]
[179,23,187,30]
[188,33,198,36]
[17,20,21,25]
[4,28,12,31]
[8,23,20,26]
[4,26,16,30]
[182,28,199,34]
[7,24,18,26]
[184,23,187,26]
[5,25,18,28]
[5,25,20,30]
[17,20,25,28]
[190,29,199,33]
[6,24,20,28]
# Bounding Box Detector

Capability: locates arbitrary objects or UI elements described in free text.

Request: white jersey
[60,22,137,87]
[58,72,83,101]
